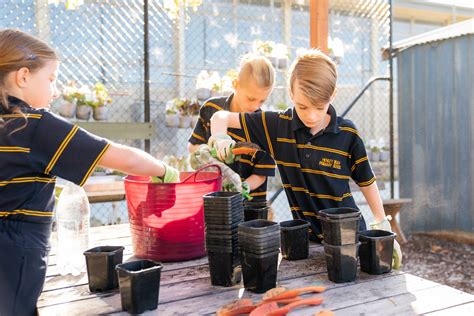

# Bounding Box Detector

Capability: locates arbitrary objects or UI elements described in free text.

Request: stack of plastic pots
[238,219,280,293]
[280,219,310,260]
[358,229,397,274]
[319,207,361,283]
[243,199,269,222]
[203,191,244,286]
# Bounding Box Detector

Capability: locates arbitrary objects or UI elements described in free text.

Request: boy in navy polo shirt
[188,54,276,201]
[0,29,179,315]
[208,49,402,268]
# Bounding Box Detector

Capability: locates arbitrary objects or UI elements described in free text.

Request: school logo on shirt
[318,157,341,170]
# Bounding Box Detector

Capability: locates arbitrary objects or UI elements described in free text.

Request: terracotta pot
[76,105,92,120]
[165,114,179,127]
[191,115,199,128]
[196,88,211,101]
[59,102,77,118]
[93,106,108,121]
[179,115,192,128]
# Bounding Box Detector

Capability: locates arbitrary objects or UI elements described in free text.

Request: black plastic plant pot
[116,259,163,314]
[244,199,268,208]
[280,219,310,260]
[244,206,269,222]
[83,246,125,292]
[238,219,280,235]
[203,191,243,204]
[358,229,397,274]
[319,207,361,219]
[208,251,242,287]
[240,250,279,293]
[323,242,360,283]
[320,216,360,246]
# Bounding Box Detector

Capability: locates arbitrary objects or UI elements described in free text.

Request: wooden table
[38,224,474,315]
[83,176,125,204]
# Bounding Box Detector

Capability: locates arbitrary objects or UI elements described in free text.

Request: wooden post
[309,0,328,53]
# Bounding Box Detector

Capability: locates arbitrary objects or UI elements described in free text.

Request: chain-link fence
[2,0,393,226]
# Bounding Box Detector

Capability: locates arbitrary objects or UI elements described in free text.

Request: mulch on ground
[401,234,474,294]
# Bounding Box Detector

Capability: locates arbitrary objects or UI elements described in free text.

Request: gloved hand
[370,216,402,270]
[208,133,235,164]
[150,164,180,183]
[222,181,252,200]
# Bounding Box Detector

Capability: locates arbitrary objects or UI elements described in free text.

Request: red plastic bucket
[124,165,222,262]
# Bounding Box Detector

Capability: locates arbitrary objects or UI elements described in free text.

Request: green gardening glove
[208,133,235,164]
[370,217,402,270]
[151,164,180,183]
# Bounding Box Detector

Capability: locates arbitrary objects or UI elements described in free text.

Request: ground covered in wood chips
[401,234,474,294]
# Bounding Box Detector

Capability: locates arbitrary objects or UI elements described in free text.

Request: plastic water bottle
[56,181,90,276]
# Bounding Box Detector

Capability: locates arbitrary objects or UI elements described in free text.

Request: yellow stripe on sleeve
[261,112,274,156]
[358,177,376,187]
[205,102,223,111]
[191,132,206,142]
[44,126,79,174]
[227,131,246,142]
[79,143,111,186]
[240,114,251,142]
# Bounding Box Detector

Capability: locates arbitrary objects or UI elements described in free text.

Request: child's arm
[98,142,173,180]
[359,182,386,223]
[245,174,266,191]
[210,110,242,134]
[188,143,201,153]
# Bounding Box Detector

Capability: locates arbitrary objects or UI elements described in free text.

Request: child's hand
[151,164,180,183]
[208,133,235,164]
[370,217,402,270]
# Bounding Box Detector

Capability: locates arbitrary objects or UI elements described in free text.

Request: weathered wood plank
[38,271,403,315]
[424,301,474,315]
[39,245,327,308]
[333,282,474,316]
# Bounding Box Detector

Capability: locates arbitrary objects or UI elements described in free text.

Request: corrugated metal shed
[393,19,474,234]
[382,18,474,59]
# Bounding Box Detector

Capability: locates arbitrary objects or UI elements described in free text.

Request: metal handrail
[341,76,390,118]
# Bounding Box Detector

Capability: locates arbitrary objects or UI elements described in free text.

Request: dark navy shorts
[0,220,52,316]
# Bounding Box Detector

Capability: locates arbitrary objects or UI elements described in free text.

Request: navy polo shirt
[189,95,276,200]
[240,105,375,239]
[0,97,110,223]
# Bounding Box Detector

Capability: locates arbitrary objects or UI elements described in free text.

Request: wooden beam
[309,0,329,52]
[75,122,155,140]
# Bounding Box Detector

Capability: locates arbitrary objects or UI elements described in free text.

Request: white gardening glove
[208,133,235,164]
[370,217,402,270]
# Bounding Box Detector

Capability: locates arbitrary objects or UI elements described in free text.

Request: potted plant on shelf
[59,80,78,118]
[380,146,389,162]
[370,145,381,162]
[75,84,93,120]
[273,43,289,69]
[176,98,193,128]
[91,82,112,121]
[165,99,179,128]
[253,40,279,67]
[195,70,212,101]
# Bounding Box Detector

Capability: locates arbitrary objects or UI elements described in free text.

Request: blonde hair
[288,49,337,105]
[238,54,275,89]
[0,29,57,129]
